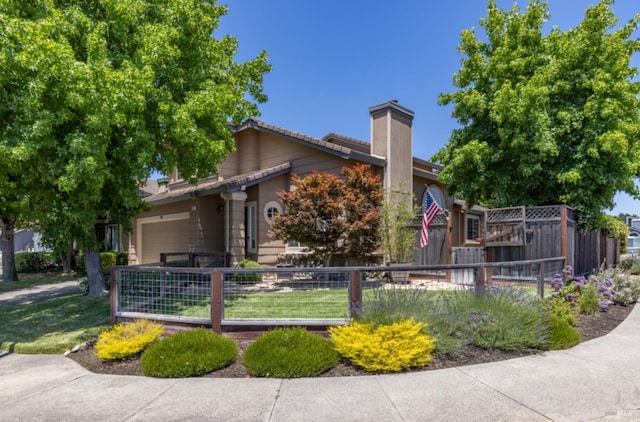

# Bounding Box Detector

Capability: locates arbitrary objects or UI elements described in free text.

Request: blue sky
[216,0,639,217]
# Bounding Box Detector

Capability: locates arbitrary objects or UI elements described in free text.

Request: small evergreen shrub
[141,328,237,378]
[242,327,339,378]
[548,297,578,326]
[95,319,164,361]
[234,259,262,283]
[100,252,118,273]
[546,315,581,350]
[15,252,60,273]
[618,256,638,272]
[329,319,436,373]
[611,275,640,306]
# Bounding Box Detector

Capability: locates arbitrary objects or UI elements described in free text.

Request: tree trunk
[1,218,19,282]
[60,242,74,273]
[84,248,107,296]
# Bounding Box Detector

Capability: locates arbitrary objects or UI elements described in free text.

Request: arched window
[263,201,282,225]
[422,186,444,210]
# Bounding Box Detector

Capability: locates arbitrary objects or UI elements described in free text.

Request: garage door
[141,218,190,264]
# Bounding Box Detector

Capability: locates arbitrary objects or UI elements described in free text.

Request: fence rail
[110,257,566,332]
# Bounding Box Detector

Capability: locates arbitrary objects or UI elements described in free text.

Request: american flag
[420,190,440,248]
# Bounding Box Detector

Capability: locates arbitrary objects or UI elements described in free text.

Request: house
[626,216,640,254]
[128,100,482,267]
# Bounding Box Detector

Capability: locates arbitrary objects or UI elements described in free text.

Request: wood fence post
[538,261,545,298]
[560,206,568,277]
[349,269,362,319]
[474,264,486,295]
[110,266,117,323]
[211,270,223,334]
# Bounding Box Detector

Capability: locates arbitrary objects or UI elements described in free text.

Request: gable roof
[321,132,371,153]
[143,162,292,205]
[233,120,386,167]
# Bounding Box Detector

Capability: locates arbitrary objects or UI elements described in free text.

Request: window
[423,186,444,210]
[287,240,307,249]
[466,215,480,242]
[263,201,282,225]
[245,202,257,252]
[95,223,120,252]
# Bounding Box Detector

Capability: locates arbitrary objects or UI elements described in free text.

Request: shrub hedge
[15,252,61,273]
[242,327,339,378]
[141,329,237,378]
[233,259,262,283]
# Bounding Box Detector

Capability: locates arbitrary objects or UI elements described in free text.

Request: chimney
[157,177,169,194]
[369,100,414,196]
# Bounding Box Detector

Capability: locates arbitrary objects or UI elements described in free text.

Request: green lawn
[0,294,111,354]
[224,289,350,319]
[134,288,351,320]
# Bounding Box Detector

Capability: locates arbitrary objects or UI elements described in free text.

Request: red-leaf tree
[271,163,383,266]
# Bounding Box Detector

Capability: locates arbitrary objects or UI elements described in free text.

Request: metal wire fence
[113,267,212,324]
[111,257,566,331]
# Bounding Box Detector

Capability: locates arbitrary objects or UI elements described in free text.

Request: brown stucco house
[128,100,483,267]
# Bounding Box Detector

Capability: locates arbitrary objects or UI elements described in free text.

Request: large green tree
[0,0,270,293]
[433,0,640,229]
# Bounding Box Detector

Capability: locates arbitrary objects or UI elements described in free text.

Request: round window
[263,201,283,225]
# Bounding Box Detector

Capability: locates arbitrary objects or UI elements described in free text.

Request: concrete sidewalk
[0,280,82,307]
[1,306,639,421]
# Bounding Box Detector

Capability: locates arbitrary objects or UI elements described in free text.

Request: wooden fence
[486,205,618,275]
[410,205,618,276]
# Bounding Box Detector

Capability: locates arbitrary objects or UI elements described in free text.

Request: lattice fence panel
[486,207,525,223]
[525,206,562,221]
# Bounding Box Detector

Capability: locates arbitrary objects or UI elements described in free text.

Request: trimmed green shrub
[15,252,60,273]
[141,329,237,378]
[330,319,436,373]
[242,327,339,378]
[546,315,581,350]
[549,297,578,326]
[95,319,164,361]
[234,259,262,283]
[100,252,117,273]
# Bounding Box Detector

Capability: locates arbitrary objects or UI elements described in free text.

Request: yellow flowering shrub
[95,319,164,360]
[329,318,436,372]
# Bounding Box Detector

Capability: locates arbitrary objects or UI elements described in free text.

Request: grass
[129,288,351,320]
[224,289,349,319]
[0,294,112,354]
[0,273,80,292]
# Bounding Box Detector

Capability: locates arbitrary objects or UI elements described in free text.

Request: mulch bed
[67,303,634,378]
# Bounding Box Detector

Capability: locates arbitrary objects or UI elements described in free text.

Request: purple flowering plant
[551,266,616,312]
